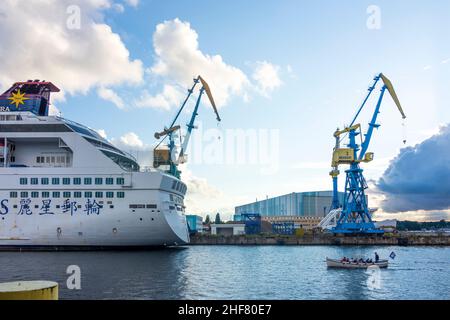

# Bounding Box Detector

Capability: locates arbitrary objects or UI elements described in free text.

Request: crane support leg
[333,164,382,234]
[331,176,340,210]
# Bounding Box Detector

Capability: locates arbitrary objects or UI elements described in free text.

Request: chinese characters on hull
[62,199,78,216]
[18,199,33,215]
[39,199,54,215]
[0,198,103,216]
[84,199,102,215]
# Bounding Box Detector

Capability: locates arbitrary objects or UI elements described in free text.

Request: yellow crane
[328,73,405,234]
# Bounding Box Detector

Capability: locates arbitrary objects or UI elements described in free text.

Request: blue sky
[1,0,449,220]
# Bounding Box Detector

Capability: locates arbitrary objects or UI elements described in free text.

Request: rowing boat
[326,258,388,269]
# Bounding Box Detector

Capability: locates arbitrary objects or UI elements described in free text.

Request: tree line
[397,220,450,231]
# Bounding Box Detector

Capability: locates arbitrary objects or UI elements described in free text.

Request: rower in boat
[327,258,388,268]
[327,253,389,269]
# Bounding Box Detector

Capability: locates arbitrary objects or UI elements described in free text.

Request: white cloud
[134,84,184,110]
[374,209,450,222]
[442,58,450,64]
[96,129,108,139]
[149,18,250,109]
[87,0,112,8]
[418,125,445,140]
[286,64,298,80]
[118,132,145,149]
[109,130,239,217]
[180,166,237,217]
[109,132,155,166]
[252,61,283,96]
[287,65,293,74]
[423,65,432,71]
[97,87,125,109]
[112,3,125,13]
[0,0,143,98]
[292,161,329,170]
[48,104,61,116]
[124,0,139,7]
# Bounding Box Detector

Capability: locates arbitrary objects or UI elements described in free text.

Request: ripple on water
[0,246,449,299]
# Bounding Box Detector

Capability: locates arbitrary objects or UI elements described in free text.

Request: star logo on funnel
[8,89,29,108]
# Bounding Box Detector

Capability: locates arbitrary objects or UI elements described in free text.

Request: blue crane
[329,73,406,234]
[153,76,221,178]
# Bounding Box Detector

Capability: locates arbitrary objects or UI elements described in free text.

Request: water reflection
[0,248,191,300]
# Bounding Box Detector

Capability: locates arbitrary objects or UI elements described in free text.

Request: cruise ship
[0,80,192,249]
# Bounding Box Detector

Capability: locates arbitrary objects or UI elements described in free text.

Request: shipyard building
[186,215,204,234]
[235,191,346,218]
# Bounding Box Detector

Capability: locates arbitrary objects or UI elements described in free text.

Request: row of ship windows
[169,193,184,205]
[10,191,126,199]
[0,157,15,163]
[171,180,187,193]
[0,115,22,121]
[129,204,158,209]
[36,156,70,164]
[19,177,125,186]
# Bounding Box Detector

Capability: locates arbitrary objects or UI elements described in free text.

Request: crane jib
[380,73,406,119]
[199,76,221,122]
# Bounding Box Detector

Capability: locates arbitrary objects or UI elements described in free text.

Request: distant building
[211,223,245,236]
[186,215,204,234]
[375,219,397,233]
[262,216,323,230]
[233,214,242,222]
[235,191,347,218]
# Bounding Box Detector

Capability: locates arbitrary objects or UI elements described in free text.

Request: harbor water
[0,246,449,300]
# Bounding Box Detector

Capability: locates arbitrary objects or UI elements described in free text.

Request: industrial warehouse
[186,190,383,237]
[186,191,344,236]
[232,191,347,235]
[235,191,346,218]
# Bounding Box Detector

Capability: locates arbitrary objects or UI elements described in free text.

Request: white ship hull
[0,171,190,249]
[0,106,190,250]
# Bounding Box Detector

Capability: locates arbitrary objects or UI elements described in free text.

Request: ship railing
[141,166,156,173]
[122,151,138,162]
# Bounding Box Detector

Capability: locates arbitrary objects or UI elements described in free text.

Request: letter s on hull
[0,199,9,215]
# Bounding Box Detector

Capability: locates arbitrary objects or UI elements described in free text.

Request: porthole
[57,227,62,234]
[112,228,118,234]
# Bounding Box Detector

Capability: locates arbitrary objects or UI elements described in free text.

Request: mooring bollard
[0,281,59,300]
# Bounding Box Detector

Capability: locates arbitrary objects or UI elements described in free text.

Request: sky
[0,0,449,221]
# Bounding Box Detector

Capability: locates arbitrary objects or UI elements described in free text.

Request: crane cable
[216,120,222,140]
[402,118,407,144]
